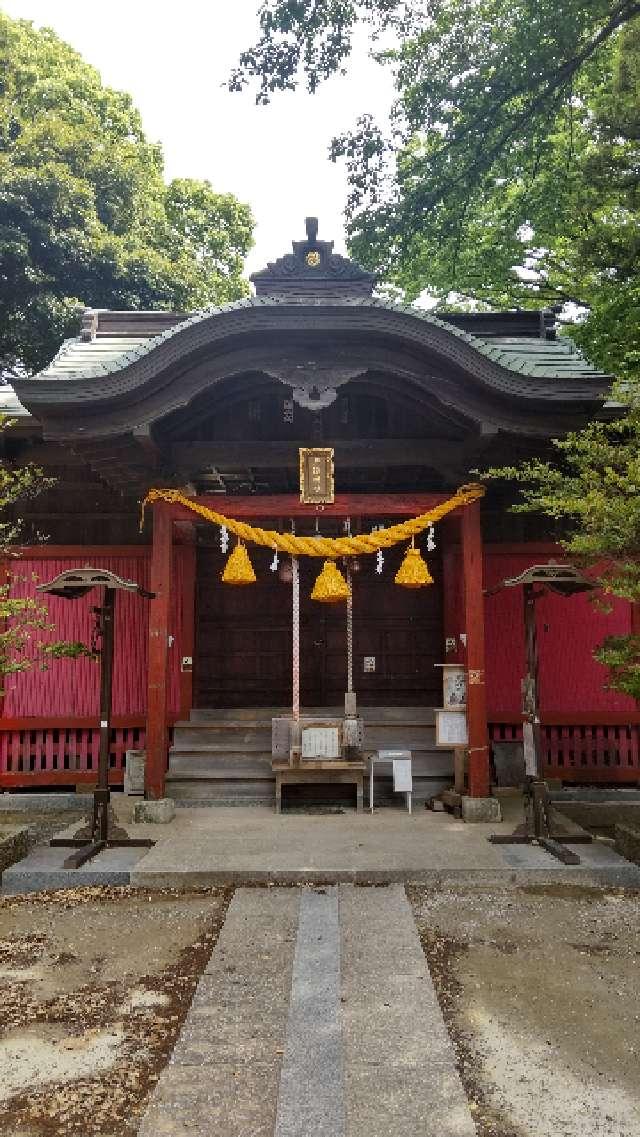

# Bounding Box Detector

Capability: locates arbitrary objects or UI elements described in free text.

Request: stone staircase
[166,707,454,806]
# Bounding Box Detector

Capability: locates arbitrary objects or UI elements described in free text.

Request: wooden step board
[168,706,452,804]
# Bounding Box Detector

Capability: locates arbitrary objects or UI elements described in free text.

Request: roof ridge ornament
[250,217,376,301]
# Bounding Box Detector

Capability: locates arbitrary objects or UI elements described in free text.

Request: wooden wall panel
[2,548,187,718]
[484,548,636,717]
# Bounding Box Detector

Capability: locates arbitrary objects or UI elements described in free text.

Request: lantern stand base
[488,779,592,865]
[50,789,154,869]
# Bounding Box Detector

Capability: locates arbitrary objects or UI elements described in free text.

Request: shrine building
[1,219,638,803]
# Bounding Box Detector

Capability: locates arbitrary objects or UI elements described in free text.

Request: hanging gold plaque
[299,447,334,504]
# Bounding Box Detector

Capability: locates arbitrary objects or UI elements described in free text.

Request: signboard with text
[299,447,335,504]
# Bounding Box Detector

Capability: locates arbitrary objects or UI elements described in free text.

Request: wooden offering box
[271,716,365,812]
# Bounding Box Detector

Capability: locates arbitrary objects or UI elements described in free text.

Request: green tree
[483,399,640,699]
[0,418,92,688]
[0,11,254,375]
[233,2,640,374]
[234,2,640,696]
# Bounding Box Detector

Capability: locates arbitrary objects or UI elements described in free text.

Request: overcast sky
[3,0,395,275]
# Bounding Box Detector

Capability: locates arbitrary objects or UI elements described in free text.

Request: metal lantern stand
[487,564,595,865]
[37,568,156,869]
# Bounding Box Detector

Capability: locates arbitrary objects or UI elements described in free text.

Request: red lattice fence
[0,718,148,788]
[489,720,640,784]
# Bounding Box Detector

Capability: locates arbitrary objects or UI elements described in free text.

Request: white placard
[435,710,468,747]
[301,726,341,759]
[392,759,413,792]
[523,721,537,776]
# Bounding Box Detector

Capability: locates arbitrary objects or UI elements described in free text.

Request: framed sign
[301,724,341,759]
[435,663,466,710]
[299,447,334,504]
[435,709,468,748]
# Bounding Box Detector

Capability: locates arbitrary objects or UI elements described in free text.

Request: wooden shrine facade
[2,219,639,796]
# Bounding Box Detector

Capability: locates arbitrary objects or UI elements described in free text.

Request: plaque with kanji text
[299,447,334,504]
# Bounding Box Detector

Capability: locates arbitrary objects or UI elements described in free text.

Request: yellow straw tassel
[311,560,351,603]
[222,542,256,585]
[395,542,433,588]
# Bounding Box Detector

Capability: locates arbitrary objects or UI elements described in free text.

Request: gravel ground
[408,882,640,1137]
[0,811,86,850]
[0,885,231,1137]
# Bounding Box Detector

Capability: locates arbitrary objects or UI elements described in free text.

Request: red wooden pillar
[145,502,173,799]
[178,532,197,720]
[460,499,491,798]
[441,520,462,664]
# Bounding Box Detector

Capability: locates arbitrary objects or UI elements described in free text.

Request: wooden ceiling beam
[159,492,452,521]
[171,439,464,472]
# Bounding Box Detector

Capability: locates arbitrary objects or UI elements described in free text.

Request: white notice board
[435,709,468,748]
[301,725,341,759]
[392,759,413,792]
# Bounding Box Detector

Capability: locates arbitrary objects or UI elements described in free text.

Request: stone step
[189,705,437,725]
[172,730,273,749]
[168,750,452,775]
[166,779,275,802]
[174,719,274,731]
[167,763,273,780]
[172,726,438,750]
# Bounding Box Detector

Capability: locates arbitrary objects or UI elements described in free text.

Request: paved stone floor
[4,796,639,893]
[137,885,475,1137]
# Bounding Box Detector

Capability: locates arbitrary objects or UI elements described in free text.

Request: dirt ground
[0,885,231,1137]
[408,882,640,1137]
[0,810,86,850]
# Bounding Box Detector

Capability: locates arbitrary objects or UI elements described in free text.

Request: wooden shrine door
[194,543,443,708]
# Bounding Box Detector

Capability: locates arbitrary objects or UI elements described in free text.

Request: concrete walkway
[137,885,475,1137]
[4,798,640,893]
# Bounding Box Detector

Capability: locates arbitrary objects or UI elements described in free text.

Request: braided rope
[291,557,300,722]
[346,567,353,694]
[142,484,484,557]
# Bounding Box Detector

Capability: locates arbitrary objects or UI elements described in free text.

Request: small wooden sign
[299,447,334,504]
[435,709,468,747]
[302,724,341,759]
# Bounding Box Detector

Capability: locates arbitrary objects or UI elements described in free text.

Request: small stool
[369,749,413,813]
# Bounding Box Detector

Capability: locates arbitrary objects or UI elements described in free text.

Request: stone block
[133,798,176,824]
[124,749,145,796]
[0,826,29,874]
[615,822,640,866]
[461,795,502,823]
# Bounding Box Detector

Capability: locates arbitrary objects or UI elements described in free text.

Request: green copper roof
[32,296,610,386]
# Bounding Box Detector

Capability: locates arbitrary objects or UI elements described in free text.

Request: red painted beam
[543,768,640,784]
[145,504,173,799]
[489,712,640,725]
[13,546,151,558]
[461,501,491,798]
[0,770,125,788]
[162,492,450,522]
[0,715,150,730]
[178,539,197,720]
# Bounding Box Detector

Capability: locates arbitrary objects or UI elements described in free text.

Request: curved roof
[28,296,607,388]
[10,218,614,443]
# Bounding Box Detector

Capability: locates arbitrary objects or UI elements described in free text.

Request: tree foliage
[0,418,92,688]
[234,2,640,377]
[234,2,640,697]
[484,396,640,698]
[1,12,254,375]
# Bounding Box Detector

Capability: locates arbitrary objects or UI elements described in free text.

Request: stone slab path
[137,885,476,1137]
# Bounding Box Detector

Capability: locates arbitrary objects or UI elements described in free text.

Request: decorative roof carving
[251,217,376,299]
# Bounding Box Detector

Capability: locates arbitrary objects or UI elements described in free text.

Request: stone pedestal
[461,795,502,823]
[133,798,176,824]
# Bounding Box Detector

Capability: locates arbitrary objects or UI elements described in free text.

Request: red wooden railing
[0,717,152,788]
[489,718,640,784]
[1,715,638,789]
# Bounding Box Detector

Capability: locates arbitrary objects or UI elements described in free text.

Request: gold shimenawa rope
[141,484,484,557]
